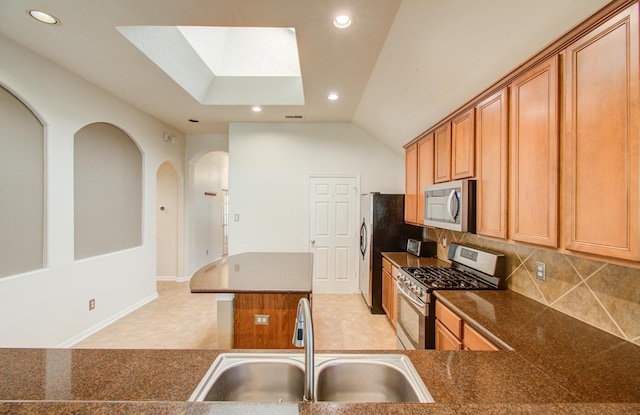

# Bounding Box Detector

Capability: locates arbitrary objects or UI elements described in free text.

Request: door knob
[310,240,316,245]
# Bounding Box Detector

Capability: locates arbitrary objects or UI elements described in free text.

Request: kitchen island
[190,252,313,349]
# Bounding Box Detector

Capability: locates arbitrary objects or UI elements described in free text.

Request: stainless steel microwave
[424,179,476,233]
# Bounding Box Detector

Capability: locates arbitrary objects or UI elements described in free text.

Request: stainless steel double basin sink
[189,353,434,403]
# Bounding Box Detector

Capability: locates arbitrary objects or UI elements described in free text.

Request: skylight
[117,26,304,106]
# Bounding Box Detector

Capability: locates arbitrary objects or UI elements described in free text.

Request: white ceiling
[0,0,611,152]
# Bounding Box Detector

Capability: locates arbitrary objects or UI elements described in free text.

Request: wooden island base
[233,292,311,349]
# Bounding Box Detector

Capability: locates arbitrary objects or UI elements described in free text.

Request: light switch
[234,214,240,221]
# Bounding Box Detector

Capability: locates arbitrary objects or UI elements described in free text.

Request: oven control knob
[414,288,423,297]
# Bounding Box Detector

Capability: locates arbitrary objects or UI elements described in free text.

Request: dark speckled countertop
[0,253,639,414]
[189,252,313,293]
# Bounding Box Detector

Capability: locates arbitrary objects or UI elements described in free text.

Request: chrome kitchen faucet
[292,298,314,401]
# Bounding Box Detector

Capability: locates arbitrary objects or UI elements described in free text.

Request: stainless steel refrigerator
[359,193,424,314]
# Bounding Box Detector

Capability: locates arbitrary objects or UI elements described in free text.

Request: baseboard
[58,292,159,348]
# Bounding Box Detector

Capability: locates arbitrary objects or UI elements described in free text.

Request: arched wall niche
[0,85,44,278]
[74,122,143,260]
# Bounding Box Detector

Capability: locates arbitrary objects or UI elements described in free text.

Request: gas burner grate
[402,266,491,290]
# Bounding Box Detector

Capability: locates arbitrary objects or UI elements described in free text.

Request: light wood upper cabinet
[509,55,559,248]
[451,108,476,180]
[475,89,508,239]
[404,143,418,224]
[416,133,434,224]
[434,123,452,183]
[564,3,639,261]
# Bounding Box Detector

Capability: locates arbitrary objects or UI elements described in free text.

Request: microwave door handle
[446,189,458,221]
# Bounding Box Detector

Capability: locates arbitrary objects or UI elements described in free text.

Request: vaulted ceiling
[0,0,611,152]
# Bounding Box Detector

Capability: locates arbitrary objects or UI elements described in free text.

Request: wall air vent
[285,115,304,119]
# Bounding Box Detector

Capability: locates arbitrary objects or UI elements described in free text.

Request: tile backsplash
[425,228,640,346]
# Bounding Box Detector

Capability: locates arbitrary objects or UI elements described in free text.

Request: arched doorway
[188,151,228,274]
[156,161,179,279]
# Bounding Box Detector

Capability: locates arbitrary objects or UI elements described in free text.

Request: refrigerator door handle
[360,219,367,259]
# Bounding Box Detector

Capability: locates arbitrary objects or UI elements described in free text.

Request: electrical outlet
[254,314,270,325]
[535,262,546,281]
[89,298,96,310]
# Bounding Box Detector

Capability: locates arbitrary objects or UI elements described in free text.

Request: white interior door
[309,176,358,293]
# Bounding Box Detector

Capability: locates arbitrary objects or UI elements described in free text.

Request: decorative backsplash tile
[425,228,640,346]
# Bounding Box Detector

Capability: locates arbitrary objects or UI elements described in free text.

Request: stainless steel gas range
[396,243,505,350]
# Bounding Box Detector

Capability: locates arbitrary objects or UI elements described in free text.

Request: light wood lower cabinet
[234,292,310,349]
[435,300,500,351]
[382,258,397,328]
[435,320,462,350]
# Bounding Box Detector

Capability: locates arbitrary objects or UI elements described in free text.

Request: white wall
[228,122,404,254]
[0,35,185,347]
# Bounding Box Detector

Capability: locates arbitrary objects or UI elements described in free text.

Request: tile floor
[73,281,397,350]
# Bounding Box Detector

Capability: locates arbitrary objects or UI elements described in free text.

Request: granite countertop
[1,252,639,414]
[0,347,638,414]
[189,252,313,293]
[381,252,447,268]
[433,290,640,403]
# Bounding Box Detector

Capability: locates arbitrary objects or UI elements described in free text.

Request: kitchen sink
[315,355,431,402]
[189,354,305,402]
[189,353,433,403]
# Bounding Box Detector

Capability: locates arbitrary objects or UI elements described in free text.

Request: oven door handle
[396,280,425,309]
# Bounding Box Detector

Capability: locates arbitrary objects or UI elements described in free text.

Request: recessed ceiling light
[328,93,339,101]
[333,15,352,29]
[252,106,263,112]
[26,9,58,25]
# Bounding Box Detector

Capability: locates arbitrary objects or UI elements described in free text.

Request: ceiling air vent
[285,115,304,119]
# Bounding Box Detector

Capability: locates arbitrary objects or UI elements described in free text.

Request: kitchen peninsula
[190,252,313,349]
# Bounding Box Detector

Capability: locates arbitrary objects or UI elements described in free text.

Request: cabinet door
[434,123,452,183]
[476,89,508,239]
[564,4,639,260]
[435,301,462,338]
[417,133,434,224]
[509,56,559,247]
[451,109,475,179]
[463,323,499,351]
[382,268,391,316]
[435,320,462,350]
[404,143,418,223]
[389,266,398,327]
